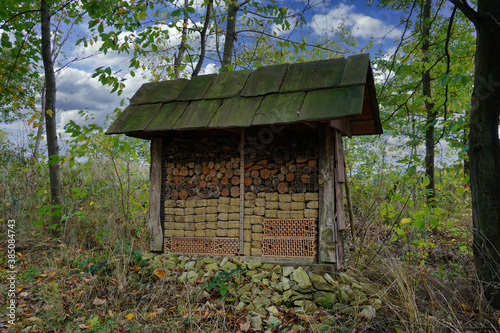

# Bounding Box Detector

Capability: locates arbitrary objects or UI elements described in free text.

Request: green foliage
[203,267,245,296]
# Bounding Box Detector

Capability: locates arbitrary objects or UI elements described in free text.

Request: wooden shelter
[106,54,382,269]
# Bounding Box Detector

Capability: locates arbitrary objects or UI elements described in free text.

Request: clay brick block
[164,222,174,230]
[229,205,239,213]
[185,200,197,208]
[251,248,262,256]
[266,201,279,209]
[244,207,254,215]
[255,198,266,207]
[307,201,318,209]
[165,207,176,215]
[184,215,195,223]
[290,211,304,219]
[218,221,228,229]
[265,210,278,218]
[278,202,291,210]
[195,230,206,237]
[164,229,174,237]
[206,230,216,237]
[185,207,195,215]
[219,197,231,205]
[206,199,218,207]
[206,222,217,230]
[251,241,262,249]
[244,242,251,256]
[216,229,228,237]
[277,211,290,219]
[252,224,263,233]
[228,213,240,221]
[195,207,206,215]
[206,213,218,222]
[254,206,265,216]
[292,193,305,202]
[252,233,263,241]
[305,193,319,201]
[206,206,218,214]
[175,200,186,208]
[174,216,185,223]
[229,220,240,229]
[257,192,266,198]
[279,194,292,202]
[173,229,185,237]
[230,198,239,206]
[245,192,256,200]
[227,229,239,237]
[165,200,176,208]
[194,214,206,222]
[304,209,318,218]
[244,229,252,240]
[291,202,305,210]
[218,213,229,221]
[196,222,206,230]
[196,199,207,207]
[164,215,175,222]
[218,204,230,213]
[184,222,195,231]
[266,193,279,202]
[185,230,195,237]
[174,208,185,215]
[245,200,255,208]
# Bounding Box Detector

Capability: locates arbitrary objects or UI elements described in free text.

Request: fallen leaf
[237,317,250,332]
[153,269,167,279]
[25,317,42,323]
[93,297,106,306]
[125,313,134,320]
[146,312,157,320]
[297,314,313,322]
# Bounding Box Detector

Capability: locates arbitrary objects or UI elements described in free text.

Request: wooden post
[239,129,245,254]
[318,125,337,264]
[333,129,345,268]
[148,137,163,252]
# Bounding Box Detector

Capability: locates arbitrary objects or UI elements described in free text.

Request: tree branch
[448,0,478,27]
[192,0,213,77]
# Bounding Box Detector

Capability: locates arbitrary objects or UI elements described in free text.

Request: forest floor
[0,226,499,333]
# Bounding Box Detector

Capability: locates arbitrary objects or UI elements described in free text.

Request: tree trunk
[174,0,189,79]
[220,1,239,72]
[469,0,500,310]
[41,0,64,234]
[33,83,45,158]
[422,0,436,204]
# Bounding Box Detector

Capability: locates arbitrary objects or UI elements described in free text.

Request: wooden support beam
[329,119,352,137]
[318,125,336,264]
[148,137,164,252]
[239,129,245,254]
[333,129,345,268]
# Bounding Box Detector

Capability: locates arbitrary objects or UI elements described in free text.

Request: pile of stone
[143,253,384,330]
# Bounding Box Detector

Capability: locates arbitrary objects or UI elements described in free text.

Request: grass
[1,140,499,332]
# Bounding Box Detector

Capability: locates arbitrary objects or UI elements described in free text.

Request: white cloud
[311,4,402,39]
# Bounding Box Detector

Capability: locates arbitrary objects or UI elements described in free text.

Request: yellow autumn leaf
[89,201,94,206]
[400,218,412,224]
[498,316,500,325]
[153,269,167,279]
[146,312,157,319]
[46,109,54,117]
[125,313,134,320]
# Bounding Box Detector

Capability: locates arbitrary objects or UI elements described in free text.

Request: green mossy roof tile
[178,74,217,101]
[298,86,364,121]
[209,96,263,128]
[106,104,162,134]
[146,101,189,131]
[340,54,369,86]
[173,99,222,130]
[240,64,289,97]
[204,69,252,99]
[130,80,188,105]
[279,58,346,93]
[252,92,305,126]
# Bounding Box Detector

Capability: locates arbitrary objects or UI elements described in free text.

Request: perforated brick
[164,237,172,252]
[211,238,239,255]
[171,237,212,254]
[263,218,317,239]
[262,238,316,258]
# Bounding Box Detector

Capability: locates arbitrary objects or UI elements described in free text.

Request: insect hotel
[106,54,382,269]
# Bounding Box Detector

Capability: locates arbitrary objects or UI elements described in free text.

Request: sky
[1,0,409,151]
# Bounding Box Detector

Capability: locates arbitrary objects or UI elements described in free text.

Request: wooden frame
[148,137,163,251]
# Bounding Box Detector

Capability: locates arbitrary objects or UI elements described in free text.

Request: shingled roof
[106,54,382,138]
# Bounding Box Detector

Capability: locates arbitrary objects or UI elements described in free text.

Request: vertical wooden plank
[333,129,345,269]
[148,137,164,252]
[318,125,336,263]
[239,129,245,254]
